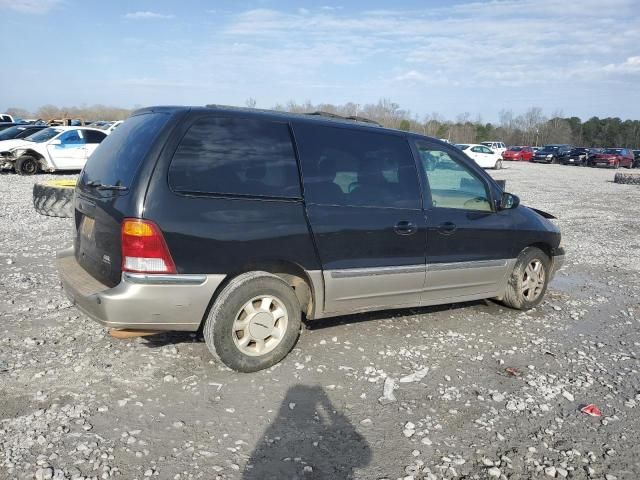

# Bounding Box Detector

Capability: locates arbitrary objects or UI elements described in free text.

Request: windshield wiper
[86,180,128,191]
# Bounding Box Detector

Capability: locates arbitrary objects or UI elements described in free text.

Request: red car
[588,148,634,169]
[502,146,534,161]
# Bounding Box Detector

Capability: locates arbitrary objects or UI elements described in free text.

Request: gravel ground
[1,163,639,480]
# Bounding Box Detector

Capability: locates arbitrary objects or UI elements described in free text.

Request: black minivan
[58,106,564,372]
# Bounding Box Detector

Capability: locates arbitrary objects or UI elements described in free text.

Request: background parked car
[0,124,48,142]
[481,141,506,156]
[0,123,18,132]
[588,148,634,169]
[456,143,503,169]
[532,144,572,164]
[563,147,589,166]
[0,126,108,175]
[633,150,640,168]
[0,113,15,123]
[502,146,534,161]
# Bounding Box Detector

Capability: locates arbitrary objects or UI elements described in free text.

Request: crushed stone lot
[1,162,639,480]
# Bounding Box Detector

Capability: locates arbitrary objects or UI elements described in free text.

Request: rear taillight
[121,218,176,274]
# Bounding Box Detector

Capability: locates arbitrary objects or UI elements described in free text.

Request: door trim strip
[330,264,425,279]
[427,259,509,271]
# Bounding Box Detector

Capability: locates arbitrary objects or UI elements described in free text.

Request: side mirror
[500,192,520,210]
[50,139,62,145]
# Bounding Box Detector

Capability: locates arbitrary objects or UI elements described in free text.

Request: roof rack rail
[306,111,381,127]
[344,115,380,126]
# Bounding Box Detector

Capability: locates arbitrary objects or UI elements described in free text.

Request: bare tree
[245,97,257,109]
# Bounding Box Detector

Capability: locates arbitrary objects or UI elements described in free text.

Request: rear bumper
[57,248,226,331]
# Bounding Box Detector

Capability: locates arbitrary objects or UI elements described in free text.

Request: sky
[1,0,639,121]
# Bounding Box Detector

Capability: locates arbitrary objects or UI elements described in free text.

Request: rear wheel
[203,272,302,372]
[502,247,550,310]
[494,159,503,170]
[15,155,39,175]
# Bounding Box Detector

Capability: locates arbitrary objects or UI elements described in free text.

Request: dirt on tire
[32,179,77,218]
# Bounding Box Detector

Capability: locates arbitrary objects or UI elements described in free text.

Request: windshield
[0,126,25,140]
[508,147,522,151]
[26,127,63,143]
[540,146,559,152]
[603,148,621,154]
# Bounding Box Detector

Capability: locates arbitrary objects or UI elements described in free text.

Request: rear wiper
[86,180,128,191]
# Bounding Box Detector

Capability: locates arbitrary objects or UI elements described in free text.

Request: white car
[0,126,108,175]
[481,141,506,156]
[455,143,504,169]
[0,113,15,123]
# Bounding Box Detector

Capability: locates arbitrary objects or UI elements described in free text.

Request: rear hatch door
[74,111,172,287]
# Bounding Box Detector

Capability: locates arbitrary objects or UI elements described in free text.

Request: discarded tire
[33,179,77,218]
[614,172,640,185]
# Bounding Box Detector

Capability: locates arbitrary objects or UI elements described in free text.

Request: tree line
[6,100,640,148]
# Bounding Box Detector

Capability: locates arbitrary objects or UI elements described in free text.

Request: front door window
[415,141,492,212]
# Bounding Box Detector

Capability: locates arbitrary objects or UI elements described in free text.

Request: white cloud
[0,0,61,14]
[124,11,175,20]
[218,1,640,89]
[603,56,640,74]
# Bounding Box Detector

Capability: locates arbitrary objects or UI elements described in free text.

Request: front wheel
[15,155,39,175]
[501,247,550,310]
[203,272,302,372]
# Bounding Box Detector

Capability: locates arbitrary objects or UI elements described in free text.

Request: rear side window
[169,116,300,198]
[295,123,420,208]
[81,112,170,189]
[83,130,107,144]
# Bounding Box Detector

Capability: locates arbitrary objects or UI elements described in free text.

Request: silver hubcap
[521,259,545,302]
[232,296,288,356]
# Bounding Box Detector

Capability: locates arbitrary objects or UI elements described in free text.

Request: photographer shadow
[244,385,371,479]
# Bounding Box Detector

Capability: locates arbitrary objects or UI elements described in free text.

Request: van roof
[131,105,414,133]
[130,105,455,149]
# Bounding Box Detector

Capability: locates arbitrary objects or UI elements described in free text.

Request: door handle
[437,222,457,235]
[394,221,417,236]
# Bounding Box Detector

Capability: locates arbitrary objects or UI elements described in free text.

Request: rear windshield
[508,147,522,151]
[80,112,170,190]
[603,148,621,154]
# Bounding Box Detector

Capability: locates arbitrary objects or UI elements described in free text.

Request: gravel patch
[1,163,639,479]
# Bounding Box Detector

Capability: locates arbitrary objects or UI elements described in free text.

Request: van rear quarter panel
[142,110,320,276]
[143,194,320,275]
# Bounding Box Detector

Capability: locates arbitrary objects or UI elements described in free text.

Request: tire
[33,179,76,218]
[15,155,40,176]
[494,159,503,170]
[501,247,551,310]
[614,172,640,185]
[203,272,302,372]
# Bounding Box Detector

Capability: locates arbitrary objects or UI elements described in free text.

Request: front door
[47,130,86,169]
[412,139,516,304]
[295,122,426,314]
